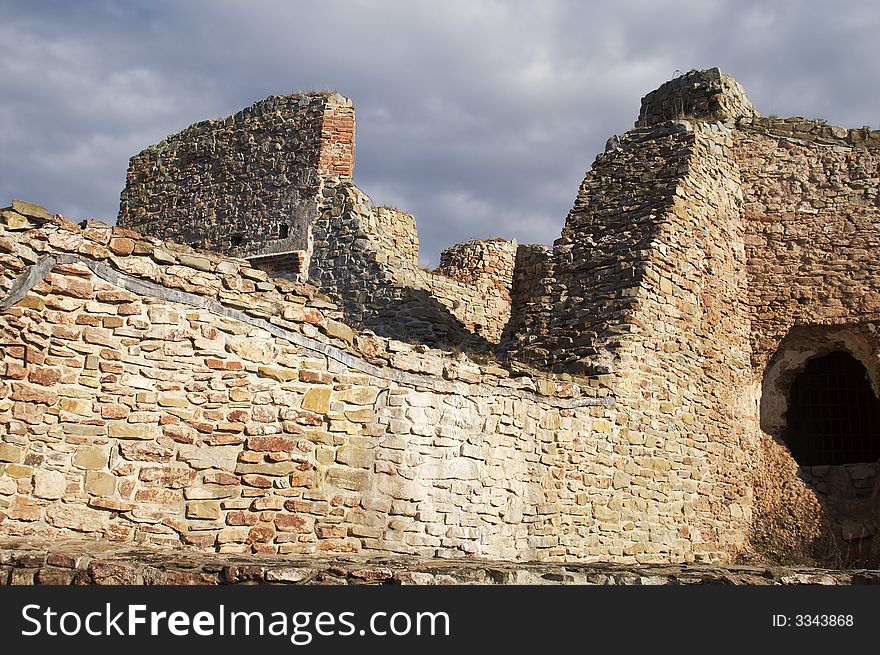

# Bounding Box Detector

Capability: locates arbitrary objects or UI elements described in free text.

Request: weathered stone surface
[108,423,159,440]
[33,470,66,500]
[186,501,221,520]
[302,387,331,414]
[85,472,116,497]
[322,319,354,344]
[1,68,879,570]
[0,444,22,463]
[246,436,296,452]
[275,514,315,533]
[72,447,109,470]
[258,366,298,382]
[176,446,240,472]
[11,199,50,220]
[46,505,110,532]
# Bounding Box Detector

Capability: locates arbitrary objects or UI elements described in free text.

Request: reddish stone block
[226,511,259,526]
[27,367,61,386]
[246,436,296,452]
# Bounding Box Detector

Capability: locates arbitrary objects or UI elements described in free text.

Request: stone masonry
[4,68,880,569]
[118,92,355,268]
[117,91,525,350]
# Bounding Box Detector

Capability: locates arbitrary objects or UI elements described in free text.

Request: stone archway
[757,326,880,564]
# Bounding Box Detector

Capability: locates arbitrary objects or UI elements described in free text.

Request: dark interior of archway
[784,351,880,466]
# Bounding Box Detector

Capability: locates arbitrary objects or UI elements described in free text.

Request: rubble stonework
[309,179,518,347]
[118,92,355,265]
[3,68,880,569]
[2,537,875,585]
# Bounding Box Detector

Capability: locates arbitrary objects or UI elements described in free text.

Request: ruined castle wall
[512,120,759,562]
[614,122,758,559]
[516,122,697,374]
[637,67,757,126]
[0,202,754,564]
[732,121,880,562]
[310,180,515,348]
[118,93,354,261]
[374,207,419,266]
[116,91,516,348]
[498,244,551,351]
[734,122,880,372]
[435,239,517,300]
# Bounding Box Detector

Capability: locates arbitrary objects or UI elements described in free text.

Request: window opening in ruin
[231,234,244,247]
[783,350,880,466]
[279,224,290,239]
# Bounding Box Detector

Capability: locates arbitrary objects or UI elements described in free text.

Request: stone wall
[1,537,872,585]
[637,67,757,126]
[375,206,419,266]
[498,243,551,351]
[117,91,518,349]
[735,122,880,372]
[0,197,763,564]
[515,121,700,375]
[118,92,354,262]
[435,239,517,299]
[526,118,758,559]
[309,180,517,348]
[6,68,880,569]
[507,67,880,565]
[734,116,880,562]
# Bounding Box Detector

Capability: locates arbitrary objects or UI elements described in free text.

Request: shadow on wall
[347,284,496,355]
[753,324,880,566]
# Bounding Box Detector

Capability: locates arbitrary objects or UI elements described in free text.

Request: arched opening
[783,350,880,466]
[757,328,880,565]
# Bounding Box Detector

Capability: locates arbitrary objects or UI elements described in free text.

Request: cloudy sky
[3,1,879,266]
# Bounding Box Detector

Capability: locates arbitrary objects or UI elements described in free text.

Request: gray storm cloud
[2,0,878,266]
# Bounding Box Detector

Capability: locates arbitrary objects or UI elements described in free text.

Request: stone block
[85,472,117,497]
[322,319,354,344]
[0,444,22,463]
[257,365,298,382]
[59,398,93,417]
[109,237,135,255]
[186,501,221,520]
[420,458,480,480]
[334,386,379,405]
[1,209,32,230]
[302,387,331,414]
[46,504,110,532]
[336,446,373,469]
[246,436,296,452]
[109,423,159,440]
[33,470,66,499]
[6,464,32,478]
[274,513,315,533]
[326,466,369,491]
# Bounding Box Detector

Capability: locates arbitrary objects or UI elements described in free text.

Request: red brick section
[317,99,355,178]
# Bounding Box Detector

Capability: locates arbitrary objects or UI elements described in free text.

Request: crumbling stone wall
[310,180,516,348]
[1,198,760,564]
[6,68,880,568]
[735,120,880,372]
[117,92,518,349]
[375,207,419,266]
[435,238,517,297]
[509,67,880,565]
[637,67,757,126]
[734,116,880,563]
[118,92,355,263]
[498,243,551,351]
